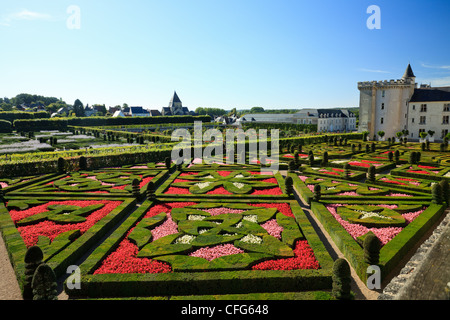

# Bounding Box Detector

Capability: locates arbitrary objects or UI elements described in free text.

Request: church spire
[402,63,415,79]
[171,91,181,103]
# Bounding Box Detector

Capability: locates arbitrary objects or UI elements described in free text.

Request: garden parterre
[0,137,449,299]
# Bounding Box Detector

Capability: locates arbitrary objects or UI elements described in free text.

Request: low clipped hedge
[292,173,430,204]
[391,164,450,181]
[8,169,169,199]
[65,198,334,298]
[310,200,445,282]
[0,119,12,133]
[0,196,136,295]
[156,168,288,200]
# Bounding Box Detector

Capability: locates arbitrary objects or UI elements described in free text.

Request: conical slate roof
[402,64,415,79]
[170,91,181,103]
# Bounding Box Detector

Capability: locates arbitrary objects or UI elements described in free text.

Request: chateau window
[381,103,384,110]
[412,105,415,110]
[444,104,450,112]
[420,104,427,112]
[382,90,385,97]
[419,129,425,135]
[411,118,414,123]
[443,116,449,124]
[419,116,426,124]
[442,129,449,138]
[380,118,384,124]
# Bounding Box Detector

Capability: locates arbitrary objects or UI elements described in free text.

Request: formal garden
[0,126,449,300]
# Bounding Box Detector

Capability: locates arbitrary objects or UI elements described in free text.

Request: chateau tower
[358,64,417,139]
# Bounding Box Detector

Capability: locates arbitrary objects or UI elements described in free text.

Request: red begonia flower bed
[9,200,122,247]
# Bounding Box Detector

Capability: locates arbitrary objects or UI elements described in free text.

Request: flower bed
[158,170,285,198]
[295,175,429,203]
[0,197,136,281]
[300,166,366,181]
[11,168,168,197]
[391,164,450,181]
[372,175,435,192]
[65,199,334,298]
[310,200,446,283]
[324,203,425,245]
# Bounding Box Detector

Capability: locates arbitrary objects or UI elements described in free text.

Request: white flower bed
[175,234,196,244]
[195,182,211,189]
[233,182,245,189]
[357,210,393,220]
[240,234,263,244]
[188,215,206,221]
[242,215,258,223]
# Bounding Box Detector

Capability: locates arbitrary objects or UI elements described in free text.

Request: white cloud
[0,9,52,26]
[420,63,450,70]
[11,9,51,20]
[358,68,391,74]
[417,76,450,87]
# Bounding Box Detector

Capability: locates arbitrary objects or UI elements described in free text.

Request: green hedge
[12,115,212,132]
[310,200,445,282]
[0,119,12,133]
[156,168,289,200]
[0,111,49,122]
[0,196,137,295]
[65,199,333,298]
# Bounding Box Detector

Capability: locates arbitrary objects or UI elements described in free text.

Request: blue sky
[1,0,450,110]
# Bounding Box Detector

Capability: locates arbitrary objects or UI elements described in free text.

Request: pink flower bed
[261,219,283,239]
[189,244,245,261]
[0,182,8,188]
[10,200,123,247]
[94,202,302,274]
[325,204,425,245]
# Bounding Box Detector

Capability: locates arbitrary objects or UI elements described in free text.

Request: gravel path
[0,234,23,300]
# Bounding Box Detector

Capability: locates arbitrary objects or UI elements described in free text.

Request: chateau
[358,64,450,141]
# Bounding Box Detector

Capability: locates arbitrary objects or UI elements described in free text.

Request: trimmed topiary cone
[132,178,141,199]
[332,258,352,300]
[288,160,297,173]
[313,184,321,201]
[367,165,376,182]
[32,263,58,300]
[146,181,155,200]
[363,233,381,265]
[165,157,171,170]
[439,179,449,204]
[79,156,87,171]
[285,176,293,196]
[432,183,443,204]
[57,157,66,173]
[23,246,44,300]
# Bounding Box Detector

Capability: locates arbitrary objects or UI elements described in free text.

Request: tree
[73,99,85,117]
[367,165,376,182]
[419,131,428,140]
[377,131,385,141]
[332,259,352,300]
[250,106,265,113]
[364,233,381,265]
